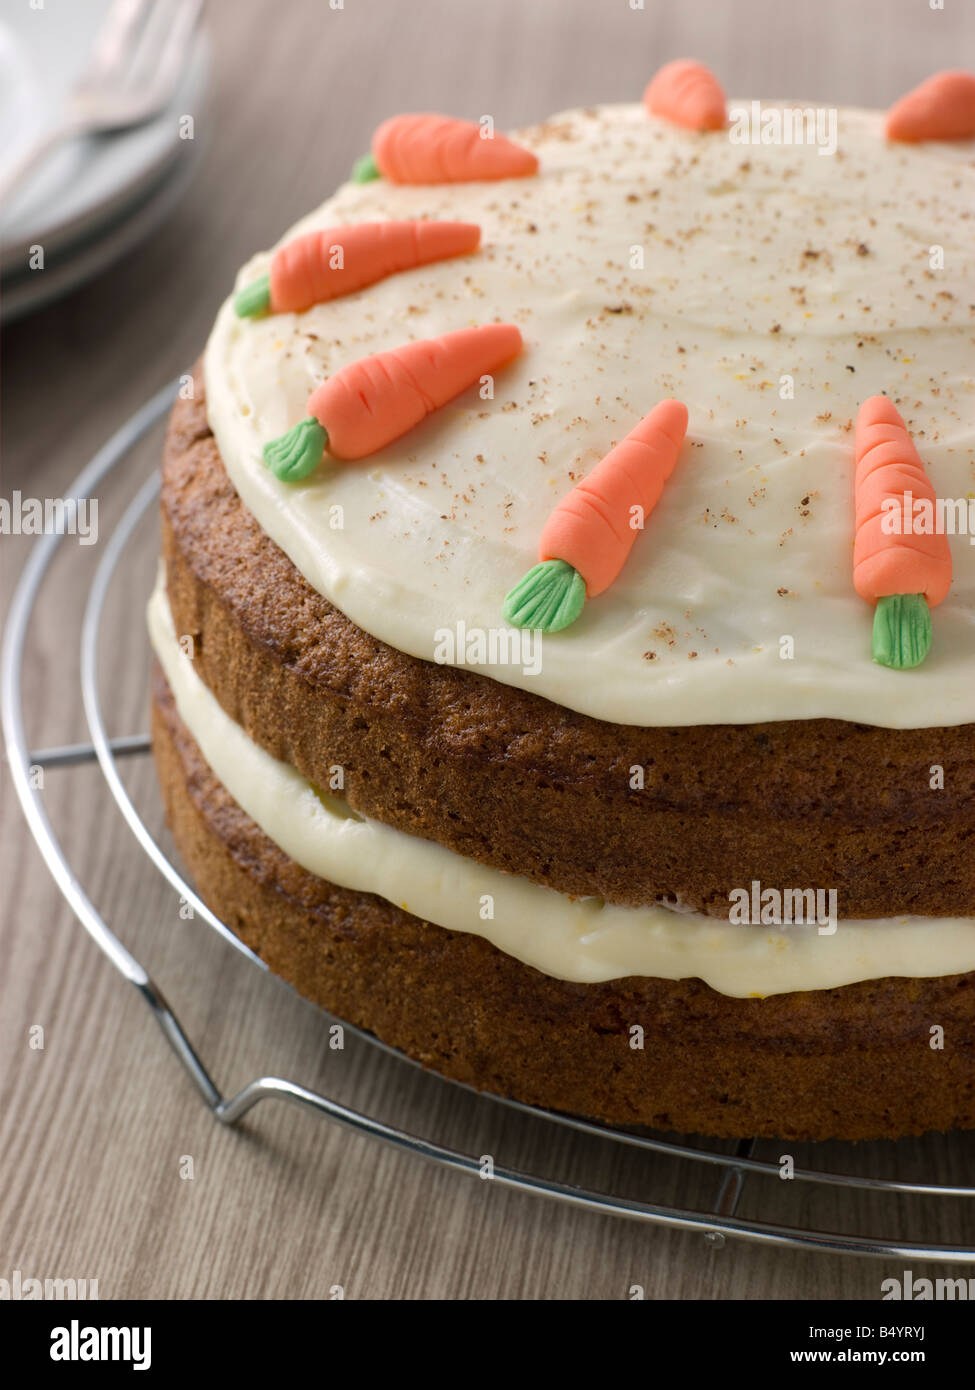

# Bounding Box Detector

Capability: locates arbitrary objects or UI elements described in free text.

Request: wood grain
[3,0,975,1300]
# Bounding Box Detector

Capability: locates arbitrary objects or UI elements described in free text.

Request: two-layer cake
[150,67,975,1139]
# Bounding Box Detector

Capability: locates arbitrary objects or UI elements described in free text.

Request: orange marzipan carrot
[503,400,689,633]
[885,70,975,142]
[309,323,522,458]
[372,113,538,183]
[262,323,524,480]
[275,221,480,312]
[540,399,689,596]
[853,396,952,607]
[643,60,726,132]
[236,220,481,317]
[853,395,952,670]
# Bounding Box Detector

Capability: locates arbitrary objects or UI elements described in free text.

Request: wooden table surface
[4,0,975,1301]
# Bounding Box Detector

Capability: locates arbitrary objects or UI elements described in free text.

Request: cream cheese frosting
[150,579,975,997]
[204,102,975,729]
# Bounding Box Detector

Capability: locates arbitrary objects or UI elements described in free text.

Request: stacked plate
[0,0,209,322]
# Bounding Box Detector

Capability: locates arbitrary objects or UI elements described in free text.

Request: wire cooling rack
[5,379,975,1262]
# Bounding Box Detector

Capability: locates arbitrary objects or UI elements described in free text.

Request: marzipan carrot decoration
[886,70,975,142]
[643,60,726,132]
[503,399,689,633]
[264,323,523,479]
[352,113,538,184]
[853,396,952,669]
[234,220,482,317]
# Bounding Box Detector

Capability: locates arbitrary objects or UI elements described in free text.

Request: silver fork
[0,0,203,212]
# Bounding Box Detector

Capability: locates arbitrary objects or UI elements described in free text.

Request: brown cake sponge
[152,664,975,1141]
[160,366,975,918]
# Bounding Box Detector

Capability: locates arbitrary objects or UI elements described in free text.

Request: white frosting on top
[150,580,975,997]
[205,103,975,727]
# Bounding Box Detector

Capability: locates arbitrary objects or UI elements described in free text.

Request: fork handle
[0,118,86,227]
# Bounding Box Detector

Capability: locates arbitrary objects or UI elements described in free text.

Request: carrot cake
[150,67,975,1140]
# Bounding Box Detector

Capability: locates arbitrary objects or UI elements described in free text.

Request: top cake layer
[205,102,975,728]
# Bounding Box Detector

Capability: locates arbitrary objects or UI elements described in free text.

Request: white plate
[0,0,209,275]
[0,125,204,323]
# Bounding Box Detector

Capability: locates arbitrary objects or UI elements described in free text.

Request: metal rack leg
[705,1139,756,1248]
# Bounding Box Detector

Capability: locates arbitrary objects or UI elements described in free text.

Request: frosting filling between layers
[204,102,975,729]
[149,579,975,998]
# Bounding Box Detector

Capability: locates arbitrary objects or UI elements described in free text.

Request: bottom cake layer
[151,665,975,1141]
